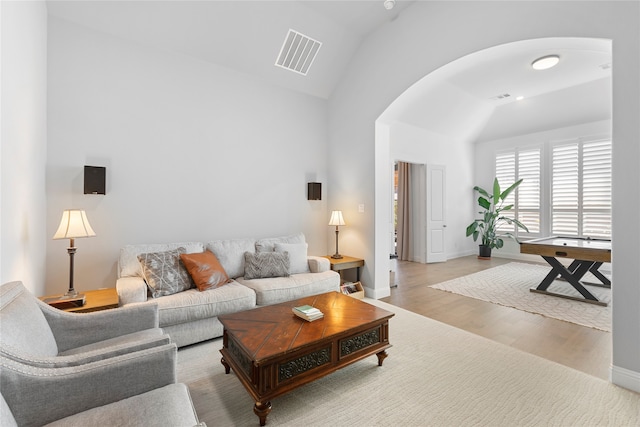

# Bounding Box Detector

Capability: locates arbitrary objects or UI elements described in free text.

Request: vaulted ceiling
[47,0,611,143]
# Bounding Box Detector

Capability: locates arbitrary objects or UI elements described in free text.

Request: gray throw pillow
[243,251,290,280]
[138,247,193,298]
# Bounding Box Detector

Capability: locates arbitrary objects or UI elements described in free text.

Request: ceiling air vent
[275,29,322,76]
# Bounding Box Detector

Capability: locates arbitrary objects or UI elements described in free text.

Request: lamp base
[331,254,343,259]
[63,289,79,298]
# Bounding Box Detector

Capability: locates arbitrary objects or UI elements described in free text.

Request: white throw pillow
[206,238,256,279]
[274,242,309,274]
[255,232,306,252]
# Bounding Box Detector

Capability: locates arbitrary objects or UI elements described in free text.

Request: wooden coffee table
[218,292,394,426]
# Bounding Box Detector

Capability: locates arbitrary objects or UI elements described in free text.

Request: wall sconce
[307,182,321,200]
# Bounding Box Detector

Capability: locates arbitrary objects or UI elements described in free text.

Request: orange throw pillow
[180,251,229,291]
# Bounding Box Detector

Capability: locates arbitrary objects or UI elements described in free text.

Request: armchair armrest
[39,301,159,352]
[308,256,330,273]
[1,343,177,427]
[1,333,171,368]
[116,276,149,305]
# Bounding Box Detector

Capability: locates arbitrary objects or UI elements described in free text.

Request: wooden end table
[219,291,394,425]
[323,255,364,282]
[39,288,119,313]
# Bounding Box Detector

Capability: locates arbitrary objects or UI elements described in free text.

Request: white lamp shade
[328,210,345,226]
[53,209,96,239]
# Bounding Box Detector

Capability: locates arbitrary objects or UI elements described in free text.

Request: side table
[39,288,119,313]
[323,255,364,282]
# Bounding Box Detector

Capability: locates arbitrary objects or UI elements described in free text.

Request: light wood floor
[381,256,611,380]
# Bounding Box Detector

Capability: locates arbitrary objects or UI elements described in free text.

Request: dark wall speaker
[84,166,106,195]
[307,182,321,200]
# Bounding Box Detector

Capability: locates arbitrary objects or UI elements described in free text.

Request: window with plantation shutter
[517,149,541,234]
[551,139,611,238]
[495,148,541,236]
[495,151,515,233]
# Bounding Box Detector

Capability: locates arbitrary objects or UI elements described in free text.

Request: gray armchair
[0,281,170,367]
[1,383,203,427]
[0,281,199,426]
[0,346,201,426]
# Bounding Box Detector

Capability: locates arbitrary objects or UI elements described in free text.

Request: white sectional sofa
[116,233,340,347]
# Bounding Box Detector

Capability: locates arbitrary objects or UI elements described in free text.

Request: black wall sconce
[84,165,106,195]
[307,182,321,200]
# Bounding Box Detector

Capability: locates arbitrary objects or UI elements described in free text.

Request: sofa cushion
[244,251,290,280]
[153,282,256,327]
[119,242,204,278]
[206,238,256,279]
[180,251,229,291]
[274,242,310,274]
[255,232,305,252]
[138,248,193,298]
[237,270,340,306]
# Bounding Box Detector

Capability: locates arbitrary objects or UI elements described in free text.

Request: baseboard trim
[610,364,640,393]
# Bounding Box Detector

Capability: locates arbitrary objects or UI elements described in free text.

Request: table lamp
[328,210,345,259]
[53,209,96,299]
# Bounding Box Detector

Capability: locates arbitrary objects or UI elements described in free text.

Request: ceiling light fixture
[516,96,525,101]
[383,0,396,10]
[531,55,560,70]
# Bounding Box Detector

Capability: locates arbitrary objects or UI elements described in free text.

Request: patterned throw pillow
[243,251,290,280]
[180,251,229,291]
[138,248,193,298]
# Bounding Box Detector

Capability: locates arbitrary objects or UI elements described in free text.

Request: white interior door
[426,164,447,263]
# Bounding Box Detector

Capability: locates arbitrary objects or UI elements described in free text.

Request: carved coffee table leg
[254,401,272,426]
[221,357,230,374]
[376,350,388,366]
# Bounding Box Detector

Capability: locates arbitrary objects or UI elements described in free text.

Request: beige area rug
[430,262,611,332]
[177,299,638,427]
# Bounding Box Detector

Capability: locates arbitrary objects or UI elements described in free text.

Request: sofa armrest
[1,343,177,427]
[39,301,159,352]
[308,256,330,273]
[116,276,148,305]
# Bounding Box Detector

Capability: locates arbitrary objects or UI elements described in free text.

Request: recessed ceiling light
[532,55,560,70]
[383,0,396,10]
[516,96,525,101]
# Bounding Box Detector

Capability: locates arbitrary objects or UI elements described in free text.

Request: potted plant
[466,177,529,258]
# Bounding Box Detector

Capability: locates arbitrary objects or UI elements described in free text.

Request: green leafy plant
[466,177,529,250]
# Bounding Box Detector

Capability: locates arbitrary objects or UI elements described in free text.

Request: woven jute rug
[178,298,637,426]
[430,262,611,331]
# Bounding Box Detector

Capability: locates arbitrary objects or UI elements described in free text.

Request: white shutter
[582,140,611,238]
[496,139,611,240]
[551,139,611,238]
[552,143,579,235]
[495,151,516,232]
[495,148,540,236]
[517,148,541,235]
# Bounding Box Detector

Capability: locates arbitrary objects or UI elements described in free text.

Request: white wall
[328,1,639,391]
[46,17,329,293]
[390,122,476,260]
[1,1,48,295]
